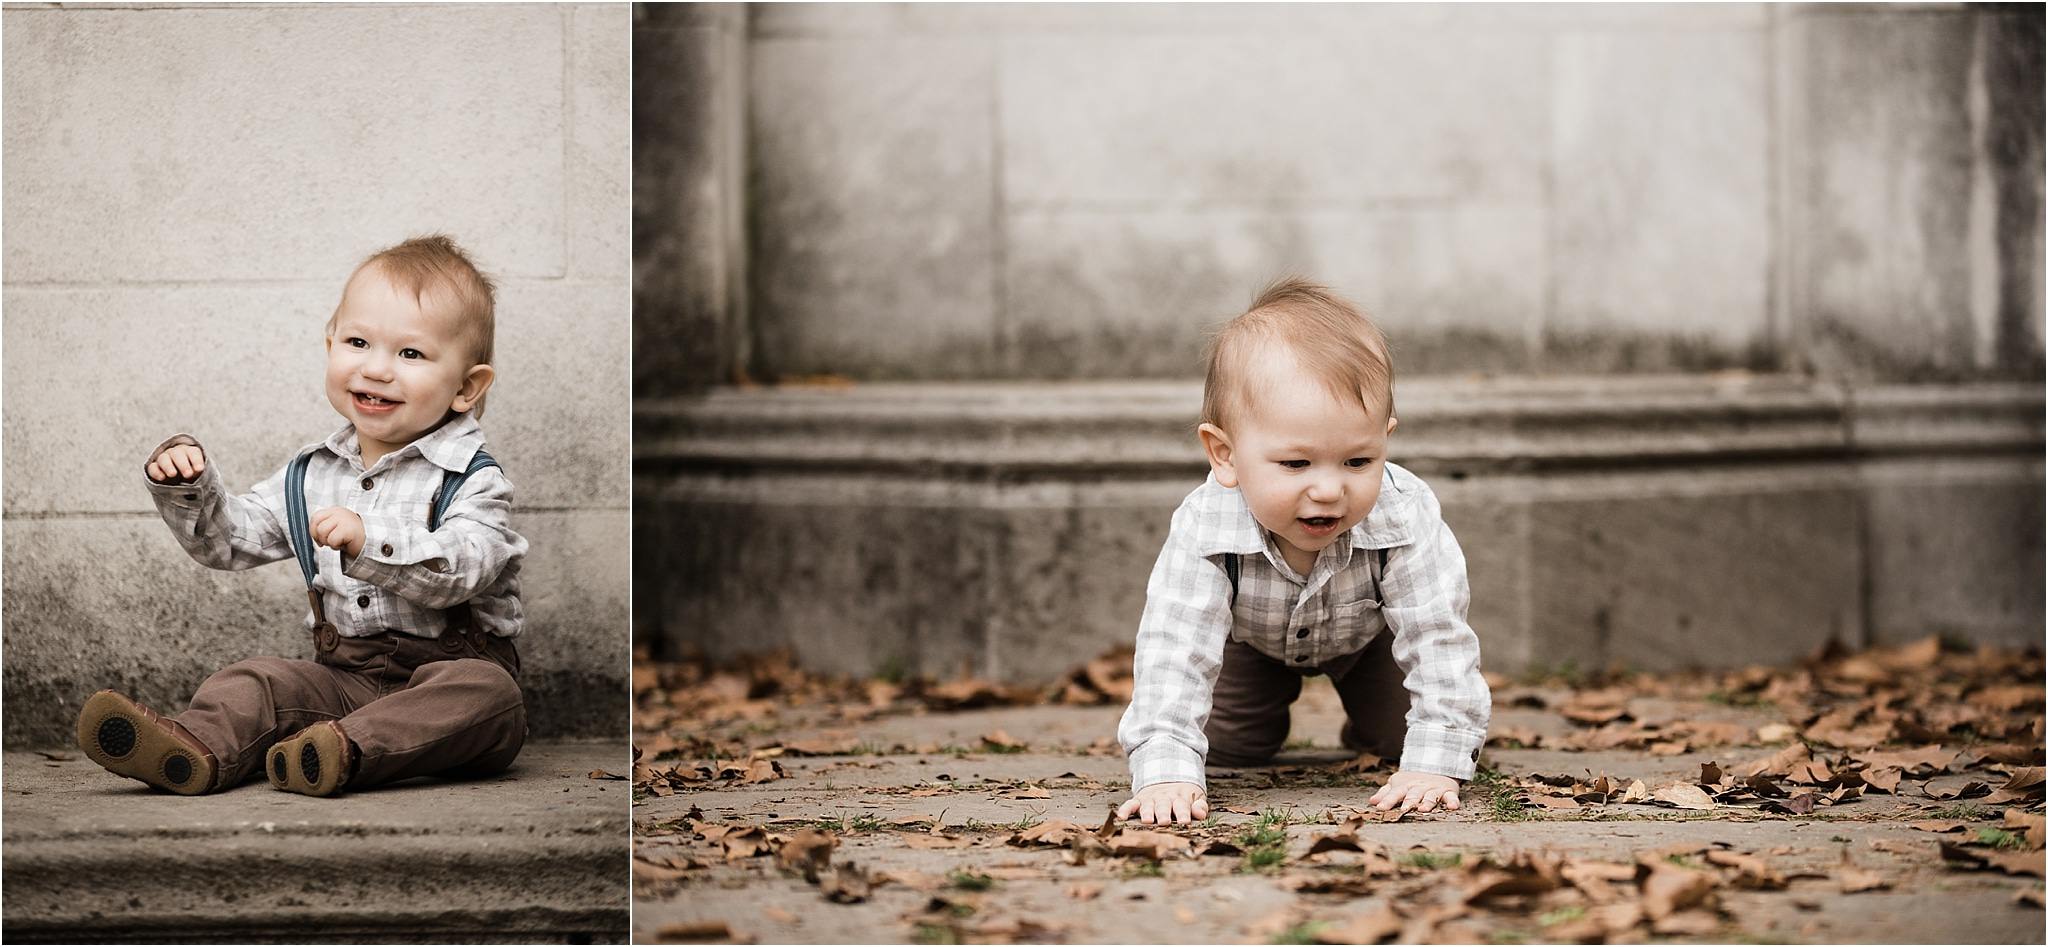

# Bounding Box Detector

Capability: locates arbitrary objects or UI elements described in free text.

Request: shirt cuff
[1127,738,1207,793]
[341,515,451,584]
[143,434,216,507]
[1397,724,1484,781]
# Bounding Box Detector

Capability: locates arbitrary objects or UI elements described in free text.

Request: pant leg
[170,657,370,790]
[339,634,526,788]
[1203,637,1303,767]
[1328,632,1410,760]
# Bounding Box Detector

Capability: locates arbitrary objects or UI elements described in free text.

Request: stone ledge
[1,741,627,944]
[636,376,2041,477]
[634,376,2043,678]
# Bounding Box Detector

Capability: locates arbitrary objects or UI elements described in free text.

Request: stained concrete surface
[633,688,2045,944]
[4,740,629,943]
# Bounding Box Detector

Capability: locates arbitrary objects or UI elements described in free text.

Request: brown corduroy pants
[169,628,527,792]
[1204,631,1410,766]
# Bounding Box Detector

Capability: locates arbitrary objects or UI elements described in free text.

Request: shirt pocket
[1327,595,1384,643]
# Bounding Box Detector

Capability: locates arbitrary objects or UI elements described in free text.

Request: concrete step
[2,740,628,943]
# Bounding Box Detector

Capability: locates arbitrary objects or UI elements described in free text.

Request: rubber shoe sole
[268,722,353,797]
[76,690,217,795]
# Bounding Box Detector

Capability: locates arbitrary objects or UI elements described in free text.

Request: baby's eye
[400,348,424,360]
[345,337,368,348]
[1278,460,1310,470]
[1346,457,1373,469]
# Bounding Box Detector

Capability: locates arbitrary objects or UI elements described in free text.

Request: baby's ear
[452,363,496,413]
[1386,415,1399,436]
[1197,423,1238,488]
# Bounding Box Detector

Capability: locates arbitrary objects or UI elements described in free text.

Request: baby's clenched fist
[148,444,207,484]
[309,507,366,558]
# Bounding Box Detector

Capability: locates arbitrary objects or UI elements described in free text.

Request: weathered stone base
[636,377,2042,680]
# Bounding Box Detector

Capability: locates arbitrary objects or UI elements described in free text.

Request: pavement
[632,683,2046,944]
[3,739,629,943]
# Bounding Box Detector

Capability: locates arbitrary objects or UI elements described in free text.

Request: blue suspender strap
[429,449,498,531]
[1223,552,1240,605]
[284,448,320,590]
[283,447,336,647]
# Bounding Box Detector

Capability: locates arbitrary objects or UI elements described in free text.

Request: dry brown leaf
[777,828,836,879]
[1008,819,1086,847]
[1756,723,1800,743]
[1852,745,1956,775]
[981,729,1026,751]
[1065,882,1102,901]
[2004,810,2047,850]
[1741,742,1812,779]
[1106,828,1192,861]
[1941,842,2048,877]
[742,759,785,784]
[819,861,873,903]
[1650,909,1722,936]
[1640,862,1719,920]
[903,833,973,850]
[1910,820,1969,834]
[1986,766,2046,804]
[1650,782,1717,810]
[1313,905,1404,945]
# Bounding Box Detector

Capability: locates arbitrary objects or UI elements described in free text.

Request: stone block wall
[711,3,2041,384]
[3,4,632,746]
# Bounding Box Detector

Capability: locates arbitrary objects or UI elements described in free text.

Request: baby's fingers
[1170,795,1193,824]
[1191,796,1210,821]
[1441,789,1461,811]
[1116,797,1140,821]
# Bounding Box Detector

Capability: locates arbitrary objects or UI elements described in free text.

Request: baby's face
[1210,349,1395,572]
[324,265,482,461]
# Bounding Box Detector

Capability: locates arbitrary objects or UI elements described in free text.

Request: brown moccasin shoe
[76,690,218,795]
[267,721,355,797]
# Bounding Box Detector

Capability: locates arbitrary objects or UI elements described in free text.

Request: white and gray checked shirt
[145,412,527,639]
[1118,462,1490,791]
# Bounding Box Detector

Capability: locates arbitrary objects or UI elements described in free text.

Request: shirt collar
[322,411,487,474]
[1188,468,1413,557]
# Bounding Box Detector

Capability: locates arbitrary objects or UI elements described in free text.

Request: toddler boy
[1117,278,1490,824]
[77,234,528,797]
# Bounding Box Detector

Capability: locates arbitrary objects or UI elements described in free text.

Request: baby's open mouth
[353,392,403,408]
[1300,516,1339,529]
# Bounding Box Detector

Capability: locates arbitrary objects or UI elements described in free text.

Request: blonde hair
[1201,277,1394,432]
[329,234,498,418]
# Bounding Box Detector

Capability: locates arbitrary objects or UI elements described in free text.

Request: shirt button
[356,595,370,608]
[361,478,374,491]
[380,543,394,556]
[1293,655,1309,664]
[1295,629,1309,639]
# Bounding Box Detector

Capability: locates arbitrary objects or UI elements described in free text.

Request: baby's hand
[147,444,207,483]
[1368,770,1462,813]
[309,507,366,558]
[1116,781,1209,825]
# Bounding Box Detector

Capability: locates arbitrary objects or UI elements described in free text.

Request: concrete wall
[3,4,632,746]
[715,3,2042,384]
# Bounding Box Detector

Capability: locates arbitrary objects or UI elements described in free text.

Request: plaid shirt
[1117,462,1490,792]
[145,413,526,640]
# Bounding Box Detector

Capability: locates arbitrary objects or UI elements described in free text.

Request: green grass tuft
[1270,922,1328,945]
[1402,851,1462,869]
[946,869,996,891]
[1935,803,1990,821]
[1977,827,2026,850]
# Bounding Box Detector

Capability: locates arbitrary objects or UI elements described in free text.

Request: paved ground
[4,739,629,943]
[633,670,2046,944]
